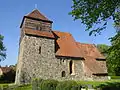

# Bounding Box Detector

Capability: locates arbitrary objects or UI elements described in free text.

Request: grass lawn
[13,85,32,90]
[77,79,120,88]
[0,83,32,90]
[0,79,120,90]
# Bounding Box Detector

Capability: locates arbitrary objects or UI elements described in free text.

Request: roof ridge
[76,42,94,45]
[25,9,50,21]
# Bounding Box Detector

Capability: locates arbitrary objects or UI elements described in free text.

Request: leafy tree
[0,34,6,62]
[70,0,120,76]
[97,44,110,57]
[107,32,120,76]
[70,0,120,35]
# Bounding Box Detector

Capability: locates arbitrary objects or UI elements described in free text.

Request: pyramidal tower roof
[26,9,50,21]
[20,9,53,28]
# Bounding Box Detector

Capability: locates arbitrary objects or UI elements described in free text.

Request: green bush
[111,76,120,79]
[96,82,120,90]
[32,78,43,90]
[56,80,81,90]
[40,79,59,90]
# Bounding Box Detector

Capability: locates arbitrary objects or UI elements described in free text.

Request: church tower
[15,10,55,84]
[19,9,53,42]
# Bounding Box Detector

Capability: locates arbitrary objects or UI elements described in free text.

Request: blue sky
[0,0,116,66]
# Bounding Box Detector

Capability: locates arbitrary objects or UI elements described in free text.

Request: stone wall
[15,34,86,84]
[15,33,108,84]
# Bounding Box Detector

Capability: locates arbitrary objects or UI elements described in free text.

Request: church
[15,9,108,84]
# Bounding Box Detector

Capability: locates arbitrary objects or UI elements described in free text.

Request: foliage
[97,44,110,57]
[111,76,120,79]
[40,79,58,90]
[96,82,120,90]
[0,68,16,83]
[70,0,120,35]
[32,78,43,90]
[0,34,6,62]
[107,32,120,76]
[56,80,80,90]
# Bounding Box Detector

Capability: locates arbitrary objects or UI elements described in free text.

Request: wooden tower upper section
[20,9,53,32]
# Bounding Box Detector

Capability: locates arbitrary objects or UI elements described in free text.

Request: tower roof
[26,9,50,21]
[20,9,53,28]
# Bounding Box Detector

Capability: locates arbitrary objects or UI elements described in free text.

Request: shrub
[56,80,81,90]
[111,76,120,79]
[32,78,43,90]
[96,82,120,90]
[40,79,59,90]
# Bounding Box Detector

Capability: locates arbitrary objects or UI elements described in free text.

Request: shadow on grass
[97,82,120,90]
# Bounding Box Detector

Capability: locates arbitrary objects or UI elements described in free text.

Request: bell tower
[15,9,55,84]
[19,9,53,43]
[20,9,53,31]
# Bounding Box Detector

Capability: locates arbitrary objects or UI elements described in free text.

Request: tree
[0,34,6,62]
[96,44,110,57]
[107,32,120,76]
[70,0,120,35]
[70,0,120,76]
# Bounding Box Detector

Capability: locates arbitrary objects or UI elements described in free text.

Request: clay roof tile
[26,9,51,21]
[53,31,84,58]
[0,67,12,74]
[24,28,55,39]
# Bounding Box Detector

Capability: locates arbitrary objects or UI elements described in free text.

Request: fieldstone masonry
[15,35,85,84]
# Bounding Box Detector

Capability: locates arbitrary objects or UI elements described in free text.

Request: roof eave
[56,55,85,60]
[92,73,108,76]
[25,33,55,39]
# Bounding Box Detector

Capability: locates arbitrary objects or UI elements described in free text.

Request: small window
[62,71,66,77]
[36,25,42,30]
[69,60,73,74]
[39,46,41,54]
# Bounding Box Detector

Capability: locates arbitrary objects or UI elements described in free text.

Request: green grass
[0,79,120,90]
[13,85,32,90]
[0,84,32,90]
[77,79,120,87]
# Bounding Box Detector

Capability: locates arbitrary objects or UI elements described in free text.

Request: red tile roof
[76,42,105,59]
[24,28,55,39]
[20,9,52,28]
[53,31,84,58]
[0,67,12,74]
[26,9,51,22]
[76,42,107,74]
[84,56,107,74]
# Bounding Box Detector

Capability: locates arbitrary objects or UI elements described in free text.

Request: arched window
[69,60,73,74]
[62,71,66,77]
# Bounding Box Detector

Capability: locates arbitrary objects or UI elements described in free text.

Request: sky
[0,0,116,66]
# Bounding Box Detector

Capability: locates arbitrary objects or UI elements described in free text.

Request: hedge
[56,80,81,90]
[111,76,120,79]
[40,79,58,90]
